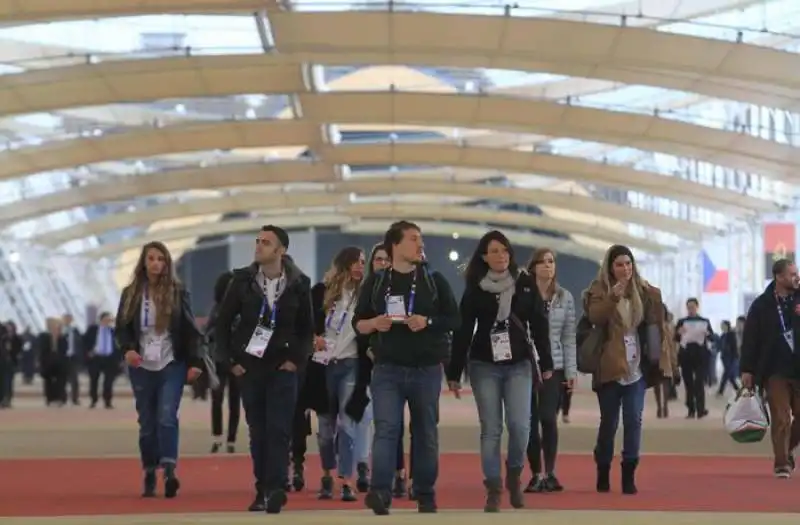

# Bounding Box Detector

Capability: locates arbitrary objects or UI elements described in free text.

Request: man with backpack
[353,221,460,515]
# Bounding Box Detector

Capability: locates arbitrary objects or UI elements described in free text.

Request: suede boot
[483,478,502,513]
[504,465,525,509]
[596,464,611,493]
[621,459,638,495]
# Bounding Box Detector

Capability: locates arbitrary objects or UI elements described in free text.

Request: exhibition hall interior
[0,0,798,524]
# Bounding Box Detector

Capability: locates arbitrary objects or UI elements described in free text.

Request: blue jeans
[355,390,373,464]
[469,360,532,480]
[594,377,646,465]
[240,368,298,491]
[371,363,441,499]
[128,361,187,470]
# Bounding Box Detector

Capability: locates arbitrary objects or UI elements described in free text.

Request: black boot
[265,488,288,514]
[163,464,180,499]
[142,469,156,498]
[356,462,370,493]
[248,485,266,512]
[504,465,524,509]
[621,460,638,495]
[483,478,502,513]
[292,462,305,492]
[596,464,610,493]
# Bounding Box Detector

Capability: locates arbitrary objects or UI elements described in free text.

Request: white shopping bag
[723,388,770,444]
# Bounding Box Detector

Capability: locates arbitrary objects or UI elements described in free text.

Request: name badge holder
[623,334,638,361]
[142,290,162,362]
[490,322,513,362]
[776,297,794,353]
[385,268,417,323]
[314,309,348,365]
[245,299,277,359]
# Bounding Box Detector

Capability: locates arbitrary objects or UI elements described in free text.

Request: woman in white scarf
[446,230,553,513]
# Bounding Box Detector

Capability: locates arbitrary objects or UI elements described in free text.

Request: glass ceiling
[0,0,795,263]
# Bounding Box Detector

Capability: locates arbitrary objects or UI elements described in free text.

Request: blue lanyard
[776,294,790,333]
[258,298,278,328]
[325,308,348,335]
[143,289,151,327]
[385,268,417,316]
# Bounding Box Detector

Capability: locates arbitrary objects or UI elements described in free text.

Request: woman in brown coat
[584,245,665,496]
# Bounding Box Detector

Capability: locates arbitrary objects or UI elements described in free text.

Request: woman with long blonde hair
[584,244,665,495]
[115,241,203,499]
[309,246,368,501]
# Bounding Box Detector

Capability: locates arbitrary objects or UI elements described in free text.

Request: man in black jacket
[741,258,800,478]
[675,298,714,418]
[353,221,460,515]
[215,225,313,513]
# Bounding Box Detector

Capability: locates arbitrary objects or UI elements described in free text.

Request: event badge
[783,330,794,352]
[386,295,407,322]
[245,325,273,358]
[143,334,163,361]
[624,334,638,361]
[490,330,512,362]
[312,338,336,365]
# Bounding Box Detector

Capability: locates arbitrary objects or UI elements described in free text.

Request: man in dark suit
[84,312,118,409]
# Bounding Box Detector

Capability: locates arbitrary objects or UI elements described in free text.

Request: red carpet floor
[0,453,798,516]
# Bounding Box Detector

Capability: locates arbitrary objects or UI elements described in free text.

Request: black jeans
[65,357,80,403]
[528,370,564,475]
[679,348,707,415]
[241,369,298,492]
[291,402,310,466]
[559,381,572,416]
[211,367,241,443]
[88,356,118,405]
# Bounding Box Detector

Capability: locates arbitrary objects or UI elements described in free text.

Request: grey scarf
[479,270,516,322]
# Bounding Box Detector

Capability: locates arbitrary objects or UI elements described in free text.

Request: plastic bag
[723,388,770,443]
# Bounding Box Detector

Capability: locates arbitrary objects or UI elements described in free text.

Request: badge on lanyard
[777,296,794,352]
[245,297,277,359]
[490,328,512,362]
[624,334,638,361]
[142,291,162,361]
[314,308,347,365]
[385,268,417,323]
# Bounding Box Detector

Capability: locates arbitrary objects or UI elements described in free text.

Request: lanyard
[143,289,151,328]
[325,308,349,335]
[776,294,790,333]
[258,298,278,328]
[385,267,417,316]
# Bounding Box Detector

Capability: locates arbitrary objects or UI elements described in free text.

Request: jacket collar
[245,256,305,299]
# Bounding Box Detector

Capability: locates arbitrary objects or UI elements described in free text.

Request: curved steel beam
[83,215,608,261]
[35,199,669,253]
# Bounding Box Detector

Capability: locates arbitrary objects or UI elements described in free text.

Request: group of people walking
[115,219,693,515]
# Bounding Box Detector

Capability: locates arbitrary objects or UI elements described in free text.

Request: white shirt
[259,271,285,308]
[138,294,174,372]
[324,289,358,360]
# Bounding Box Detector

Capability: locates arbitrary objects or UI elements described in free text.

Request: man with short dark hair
[84,312,118,409]
[675,297,714,418]
[741,258,800,478]
[353,220,460,515]
[215,225,313,513]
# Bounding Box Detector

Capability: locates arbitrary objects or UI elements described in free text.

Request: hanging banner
[763,223,796,276]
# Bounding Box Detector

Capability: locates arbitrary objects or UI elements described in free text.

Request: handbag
[509,312,543,389]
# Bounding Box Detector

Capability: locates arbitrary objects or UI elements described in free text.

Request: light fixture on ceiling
[175,103,186,114]
[245,108,257,119]
[448,250,459,262]
[7,251,20,263]
[452,232,460,239]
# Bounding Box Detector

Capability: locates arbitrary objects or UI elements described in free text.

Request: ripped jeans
[129,361,187,470]
[317,358,359,478]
